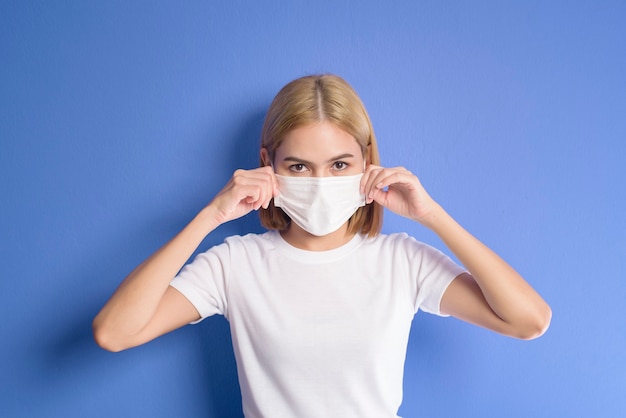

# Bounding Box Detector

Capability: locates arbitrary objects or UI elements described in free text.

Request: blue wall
[1,1,625,417]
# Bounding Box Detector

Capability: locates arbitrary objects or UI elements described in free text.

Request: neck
[280,223,355,251]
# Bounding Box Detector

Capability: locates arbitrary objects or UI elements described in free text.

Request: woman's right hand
[93,166,278,352]
[208,166,279,225]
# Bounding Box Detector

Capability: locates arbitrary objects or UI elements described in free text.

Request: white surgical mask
[273,174,366,236]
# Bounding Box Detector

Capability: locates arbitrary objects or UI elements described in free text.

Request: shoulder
[221,230,280,254]
[363,232,426,250]
[181,232,278,276]
[362,232,453,262]
[223,230,278,245]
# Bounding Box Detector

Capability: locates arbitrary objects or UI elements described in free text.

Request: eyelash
[288,162,349,173]
[289,164,307,173]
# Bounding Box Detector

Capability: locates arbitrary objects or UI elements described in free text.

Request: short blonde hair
[259,74,383,237]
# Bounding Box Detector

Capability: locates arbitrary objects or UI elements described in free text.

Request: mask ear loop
[270,162,280,179]
[269,156,276,173]
[261,148,274,171]
[360,159,367,204]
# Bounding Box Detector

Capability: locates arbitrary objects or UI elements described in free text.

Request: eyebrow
[282,153,356,164]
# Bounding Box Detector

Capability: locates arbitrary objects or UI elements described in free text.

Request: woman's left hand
[361,165,439,226]
[362,164,551,339]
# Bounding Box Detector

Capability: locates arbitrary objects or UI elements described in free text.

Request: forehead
[276,121,362,158]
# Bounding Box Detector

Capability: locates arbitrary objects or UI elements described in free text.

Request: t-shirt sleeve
[169,241,230,322]
[402,235,466,316]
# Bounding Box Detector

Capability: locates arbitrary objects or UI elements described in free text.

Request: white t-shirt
[170,231,465,418]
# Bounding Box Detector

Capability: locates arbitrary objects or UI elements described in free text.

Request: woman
[93,74,551,418]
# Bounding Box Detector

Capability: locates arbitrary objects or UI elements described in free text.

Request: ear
[260,147,272,167]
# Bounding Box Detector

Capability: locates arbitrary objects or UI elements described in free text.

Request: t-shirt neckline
[268,230,365,264]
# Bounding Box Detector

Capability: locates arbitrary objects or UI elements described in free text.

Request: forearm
[423,204,552,334]
[93,205,220,339]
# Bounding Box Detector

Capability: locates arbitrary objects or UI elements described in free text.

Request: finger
[361,165,385,198]
[249,171,276,210]
[232,169,277,204]
[231,180,273,212]
[360,164,381,194]
[259,170,278,209]
[262,166,279,196]
[251,166,279,198]
[365,167,415,204]
[249,184,273,211]
[372,170,413,192]
[236,185,261,207]
[364,168,393,202]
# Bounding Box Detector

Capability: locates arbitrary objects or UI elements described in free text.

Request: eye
[289,163,307,173]
[332,161,348,171]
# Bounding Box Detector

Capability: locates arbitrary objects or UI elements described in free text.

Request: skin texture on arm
[92,209,216,352]
[92,167,278,352]
[431,208,552,340]
[361,165,552,340]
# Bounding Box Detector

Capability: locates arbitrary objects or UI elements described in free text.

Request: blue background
[1,1,625,417]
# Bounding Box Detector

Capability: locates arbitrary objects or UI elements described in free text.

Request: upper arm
[139,285,201,339]
[101,286,201,352]
[440,273,513,337]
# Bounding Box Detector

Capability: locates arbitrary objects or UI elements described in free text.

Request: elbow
[514,305,552,340]
[92,319,129,353]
